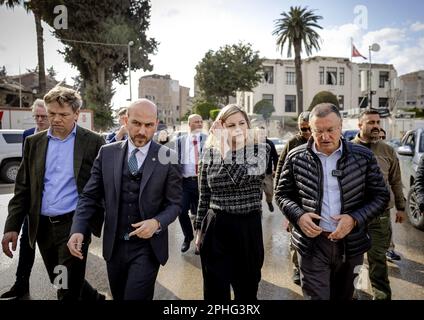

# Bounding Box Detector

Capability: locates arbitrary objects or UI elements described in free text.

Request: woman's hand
[210,119,230,157]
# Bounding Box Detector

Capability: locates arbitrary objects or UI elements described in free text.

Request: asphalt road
[0,187,423,300]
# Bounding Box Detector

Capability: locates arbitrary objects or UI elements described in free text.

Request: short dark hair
[298,111,310,123]
[359,109,380,120]
[380,128,386,134]
[310,103,341,120]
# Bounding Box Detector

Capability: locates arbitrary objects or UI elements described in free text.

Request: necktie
[193,135,199,175]
[128,148,139,175]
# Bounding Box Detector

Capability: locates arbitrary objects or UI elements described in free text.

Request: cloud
[162,8,180,18]
[411,22,424,32]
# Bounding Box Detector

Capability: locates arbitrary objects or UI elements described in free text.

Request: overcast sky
[1,0,424,109]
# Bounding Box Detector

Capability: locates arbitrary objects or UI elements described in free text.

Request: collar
[128,137,152,156]
[47,123,77,141]
[312,139,343,157]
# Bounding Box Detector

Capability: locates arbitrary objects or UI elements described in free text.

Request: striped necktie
[128,148,139,175]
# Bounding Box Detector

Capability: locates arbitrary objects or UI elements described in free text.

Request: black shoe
[292,269,301,286]
[194,247,200,255]
[0,284,29,300]
[181,240,191,253]
[386,250,401,261]
[267,202,274,212]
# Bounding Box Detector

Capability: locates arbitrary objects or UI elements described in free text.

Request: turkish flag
[352,44,367,59]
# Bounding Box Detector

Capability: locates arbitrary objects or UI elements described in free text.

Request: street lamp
[127,41,134,102]
[368,43,380,109]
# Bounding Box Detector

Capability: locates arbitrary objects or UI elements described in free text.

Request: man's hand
[298,212,323,238]
[2,231,18,258]
[395,210,406,223]
[67,233,85,260]
[115,125,128,141]
[194,230,201,252]
[129,219,160,239]
[328,214,356,240]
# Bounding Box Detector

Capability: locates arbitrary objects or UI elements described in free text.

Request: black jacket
[275,138,390,258]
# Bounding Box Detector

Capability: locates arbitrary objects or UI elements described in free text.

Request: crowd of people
[1,85,422,301]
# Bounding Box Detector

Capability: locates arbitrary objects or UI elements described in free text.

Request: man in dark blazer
[2,86,105,300]
[68,98,182,300]
[0,99,49,300]
[175,114,207,253]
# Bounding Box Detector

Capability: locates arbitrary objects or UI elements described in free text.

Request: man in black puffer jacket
[275,103,389,300]
[415,155,424,215]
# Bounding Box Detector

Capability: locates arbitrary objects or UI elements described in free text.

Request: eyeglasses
[33,115,48,120]
[300,127,311,132]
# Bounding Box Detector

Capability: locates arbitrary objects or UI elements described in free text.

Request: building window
[263,66,274,84]
[379,98,389,108]
[379,71,389,88]
[319,67,325,85]
[358,96,368,108]
[262,94,274,106]
[285,95,296,113]
[339,68,345,86]
[326,67,337,85]
[338,95,344,110]
[286,67,296,85]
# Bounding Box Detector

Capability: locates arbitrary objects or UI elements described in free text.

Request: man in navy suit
[176,114,207,253]
[0,99,49,300]
[68,99,182,300]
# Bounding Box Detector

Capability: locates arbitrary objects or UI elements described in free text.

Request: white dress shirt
[127,138,151,170]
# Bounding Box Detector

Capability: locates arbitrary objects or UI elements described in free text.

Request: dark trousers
[179,178,198,241]
[37,214,99,300]
[15,216,36,288]
[200,211,264,301]
[298,234,363,300]
[367,210,391,300]
[106,239,160,300]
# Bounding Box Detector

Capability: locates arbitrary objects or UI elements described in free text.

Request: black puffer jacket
[275,138,390,258]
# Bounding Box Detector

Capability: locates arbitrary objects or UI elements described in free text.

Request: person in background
[175,114,207,253]
[157,129,170,145]
[259,126,278,212]
[274,111,311,285]
[352,111,406,300]
[414,155,424,220]
[106,107,128,143]
[378,127,403,262]
[0,99,49,300]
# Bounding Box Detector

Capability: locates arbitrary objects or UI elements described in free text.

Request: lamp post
[368,43,380,109]
[61,38,135,101]
[127,41,134,101]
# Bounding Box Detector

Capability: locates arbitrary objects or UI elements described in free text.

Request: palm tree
[273,6,322,115]
[1,0,46,96]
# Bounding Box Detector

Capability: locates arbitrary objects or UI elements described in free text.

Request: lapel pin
[152,157,156,161]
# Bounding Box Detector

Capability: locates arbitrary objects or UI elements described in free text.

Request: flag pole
[350,38,353,113]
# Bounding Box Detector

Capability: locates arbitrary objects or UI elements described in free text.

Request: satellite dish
[371,43,380,52]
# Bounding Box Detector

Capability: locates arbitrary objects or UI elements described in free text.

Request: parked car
[397,128,424,230]
[0,129,23,183]
[342,129,359,141]
[268,137,287,155]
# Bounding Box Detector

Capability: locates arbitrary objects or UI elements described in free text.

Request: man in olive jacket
[352,110,406,300]
[275,103,389,300]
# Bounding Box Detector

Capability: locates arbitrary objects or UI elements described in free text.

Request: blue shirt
[312,141,343,232]
[41,125,78,217]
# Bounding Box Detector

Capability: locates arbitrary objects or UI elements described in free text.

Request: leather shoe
[386,250,401,261]
[267,202,274,212]
[181,240,191,253]
[0,284,29,300]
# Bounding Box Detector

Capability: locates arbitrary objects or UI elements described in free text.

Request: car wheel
[406,187,424,230]
[0,161,20,183]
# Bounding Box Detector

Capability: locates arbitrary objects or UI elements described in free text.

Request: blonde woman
[194,104,269,300]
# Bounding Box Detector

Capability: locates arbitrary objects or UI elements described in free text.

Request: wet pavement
[0,189,423,300]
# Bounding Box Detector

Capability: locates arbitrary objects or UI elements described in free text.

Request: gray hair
[31,99,46,112]
[310,103,341,120]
